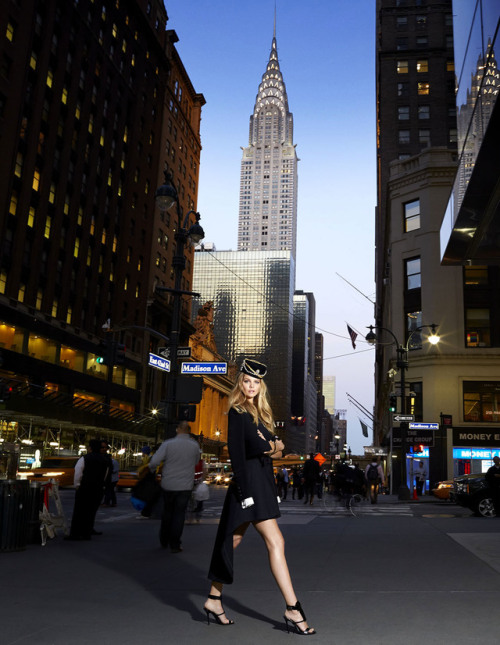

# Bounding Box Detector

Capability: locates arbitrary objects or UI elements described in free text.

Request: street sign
[157,347,192,358]
[392,427,434,448]
[393,414,414,422]
[180,361,228,375]
[148,353,171,372]
[409,422,439,430]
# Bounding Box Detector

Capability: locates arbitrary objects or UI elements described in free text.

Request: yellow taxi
[26,456,80,488]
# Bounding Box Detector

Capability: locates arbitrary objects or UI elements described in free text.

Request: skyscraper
[192,249,294,425]
[237,28,298,259]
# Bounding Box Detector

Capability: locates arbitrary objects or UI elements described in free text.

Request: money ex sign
[180,362,227,375]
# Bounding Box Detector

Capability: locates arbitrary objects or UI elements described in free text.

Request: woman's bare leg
[205,523,249,623]
[253,518,314,632]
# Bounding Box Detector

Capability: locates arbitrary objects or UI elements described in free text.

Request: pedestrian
[365,457,385,504]
[102,442,119,507]
[414,460,426,496]
[65,439,111,540]
[302,453,320,505]
[192,456,208,522]
[485,455,500,517]
[204,359,316,635]
[148,420,200,552]
[281,466,289,500]
[291,466,300,499]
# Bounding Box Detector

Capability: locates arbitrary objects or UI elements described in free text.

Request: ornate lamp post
[365,323,440,500]
[155,171,205,438]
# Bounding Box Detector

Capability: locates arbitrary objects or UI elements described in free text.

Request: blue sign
[409,422,439,430]
[181,362,227,375]
[149,353,171,372]
[453,448,500,460]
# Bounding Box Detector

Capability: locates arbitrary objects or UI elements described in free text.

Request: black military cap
[240,358,267,379]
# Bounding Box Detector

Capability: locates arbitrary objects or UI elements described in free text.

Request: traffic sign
[148,353,171,372]
[393,414,414,422]
[409,422,439,430]
[157,346,192,358]
[180,362,227,375]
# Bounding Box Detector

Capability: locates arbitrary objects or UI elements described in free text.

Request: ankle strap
[208,594,222,600]
[286,601,305,619]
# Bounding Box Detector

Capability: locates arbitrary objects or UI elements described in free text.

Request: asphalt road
[1,486,499,645]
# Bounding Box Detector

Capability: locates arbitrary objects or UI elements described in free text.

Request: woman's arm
[227,409,252,504]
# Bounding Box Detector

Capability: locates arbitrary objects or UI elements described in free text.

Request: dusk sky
[166,0,377,454]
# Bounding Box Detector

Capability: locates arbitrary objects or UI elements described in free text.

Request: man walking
[365,457,385,504]
[148,421,201,552]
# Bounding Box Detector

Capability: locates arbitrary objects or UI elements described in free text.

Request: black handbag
[131,470,161,503]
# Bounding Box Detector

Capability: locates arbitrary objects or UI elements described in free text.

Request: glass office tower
[192,249,295,424]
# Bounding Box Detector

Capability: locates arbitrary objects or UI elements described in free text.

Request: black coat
[208,409,280,584]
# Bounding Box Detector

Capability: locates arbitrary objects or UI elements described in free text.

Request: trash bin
[0,480,31,552]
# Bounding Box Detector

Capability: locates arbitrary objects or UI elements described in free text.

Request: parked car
[453,473,496,517]
[26,456,80,488]
[432,479,454,500]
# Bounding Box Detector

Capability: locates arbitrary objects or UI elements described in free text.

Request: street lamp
[365,323,440,500]
[155,171,205,438]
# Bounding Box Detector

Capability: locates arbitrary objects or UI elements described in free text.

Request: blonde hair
[228,372,275,431]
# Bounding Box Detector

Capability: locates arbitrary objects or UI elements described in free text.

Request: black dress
[208,408,280,584]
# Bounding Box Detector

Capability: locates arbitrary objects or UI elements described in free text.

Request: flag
[347,324,358,350]
[360,420,369,438]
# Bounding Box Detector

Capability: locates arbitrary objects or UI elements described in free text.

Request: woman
[204,359,316,635]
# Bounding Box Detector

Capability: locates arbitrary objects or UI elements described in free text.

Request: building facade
[375,0,500,488]
[291,291,318,454]
[237,31,298,259]
[0,0,204,462]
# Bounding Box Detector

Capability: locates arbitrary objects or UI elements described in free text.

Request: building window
[397,82,409,97]
[416,60,428,73]
[407,310,423,350]
[463,382,500,423]
[404,199,420,232]
[398,130,410,144]
[465,309,490,347]
[397,60,409,74]
[418,105,430,119]
[416,36,428,48]
[464,266,488,286]
[417,82,430,95]
[398,106,410,120]
[405,257,421,290]
[446,60,455,72]
[419,129,430,145]
[397,17,408,29]
[397,37,408,51]
[449,128,457,143]
[416,15,427,27]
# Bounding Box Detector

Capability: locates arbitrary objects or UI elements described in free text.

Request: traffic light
[0,383,13,402]
[178,404,196,422]
[98,339,112,365]
[389,394,397,413]
[114,343,126,365]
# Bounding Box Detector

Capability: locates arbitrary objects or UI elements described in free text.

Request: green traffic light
[96,357,104,364]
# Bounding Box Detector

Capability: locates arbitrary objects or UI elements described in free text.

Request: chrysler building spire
[237,27,298,258]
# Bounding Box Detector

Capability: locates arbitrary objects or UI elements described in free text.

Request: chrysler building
[237,30,298,259]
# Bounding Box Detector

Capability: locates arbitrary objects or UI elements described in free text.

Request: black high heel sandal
[204,594,234,626]
[283,601,316,635]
